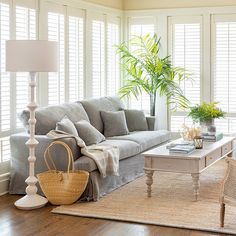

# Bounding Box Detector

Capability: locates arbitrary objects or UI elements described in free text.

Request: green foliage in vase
[188,102,226,123]
[115,33,190,116]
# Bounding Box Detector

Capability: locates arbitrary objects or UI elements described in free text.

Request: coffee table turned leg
[145,170,154,197]
[191,173,200,201]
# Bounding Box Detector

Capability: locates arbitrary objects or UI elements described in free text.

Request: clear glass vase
[200,119,216,135]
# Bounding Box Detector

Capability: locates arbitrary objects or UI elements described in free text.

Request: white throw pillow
[56,116,78,136]
[74,120,105,146]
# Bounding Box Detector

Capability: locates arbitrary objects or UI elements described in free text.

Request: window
[0,1,37,163]
[68,14,84,101]
[91,15,121,98]
[46,4,85,104]
[168,17,202,131]
[213,15,236,134]
[48,11,65,105]
[128,18,155,113]
[15,6,36,127]
[92,19,105,97]
[0,2,10,163]
[0,3,10,133]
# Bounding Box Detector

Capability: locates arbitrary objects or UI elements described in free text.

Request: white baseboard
[0,172,10,196]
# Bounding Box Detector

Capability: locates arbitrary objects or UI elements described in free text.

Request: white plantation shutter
[92,19,105,97]
[15,6,36,128]
[48,11,65,105]
[0,1,37,163]
[129,19,155,114]
[213,15,236,134]
[46,4,85,104]
[107,18,120,96]
[168,17,202,131]
[68,14,84,101]
[0,2,10,162]
[0,3,10,133]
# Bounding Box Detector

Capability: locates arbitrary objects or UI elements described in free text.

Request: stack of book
[202,132,223,142]
[168,144,195,154]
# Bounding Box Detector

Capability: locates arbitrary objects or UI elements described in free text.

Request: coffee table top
[143,136,235,160]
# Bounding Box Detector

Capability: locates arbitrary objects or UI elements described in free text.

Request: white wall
[124,0,236,10]
[84,0,123,9]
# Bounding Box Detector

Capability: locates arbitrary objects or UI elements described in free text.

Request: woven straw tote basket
[37,140,89,205]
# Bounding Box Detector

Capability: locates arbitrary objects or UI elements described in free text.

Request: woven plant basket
[37,140,89,205]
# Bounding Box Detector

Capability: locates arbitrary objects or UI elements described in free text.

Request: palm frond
[115,33,193,113]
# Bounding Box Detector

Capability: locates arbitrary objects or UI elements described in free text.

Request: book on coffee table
[202,133,223,142]
[169,144,195,154]
[166,140,193,149]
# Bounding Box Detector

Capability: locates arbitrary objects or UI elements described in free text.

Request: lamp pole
[14,72,48,210]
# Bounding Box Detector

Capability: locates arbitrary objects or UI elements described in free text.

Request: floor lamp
[6,40,58,210]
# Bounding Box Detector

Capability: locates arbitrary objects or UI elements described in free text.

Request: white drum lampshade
[5,40,58,210]
[6,40,58,72]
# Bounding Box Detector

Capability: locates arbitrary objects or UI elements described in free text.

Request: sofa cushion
[108,130,171,151]
[124,109,148,132]
[101,110,129,137]
[80,97,115,133]
[74,120,105,146]
[19,102,89,135]
[97,139,141,160]
[74,139,140,172]
[56,116,78,136]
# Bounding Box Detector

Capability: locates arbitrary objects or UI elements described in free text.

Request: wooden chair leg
[220,203,225,227]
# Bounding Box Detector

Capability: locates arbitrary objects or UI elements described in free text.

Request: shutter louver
[173,24,200,106]
[0,137,10,162]
[170,21,201,131]
[0,3,36,163]
[92,20,105,97]
[68,16,84,101]
[214,21,236,133]
[0,3,10,163]
[0,3,10,132]
[48,12,65,105]
[15,6,36,128]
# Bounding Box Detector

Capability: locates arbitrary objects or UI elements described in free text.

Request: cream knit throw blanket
[47,130,119,178]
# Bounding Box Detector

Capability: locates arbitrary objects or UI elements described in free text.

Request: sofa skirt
[9,153,144,202]
[82,153,144,201]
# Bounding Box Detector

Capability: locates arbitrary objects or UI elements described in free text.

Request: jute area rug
[52,160,236,235]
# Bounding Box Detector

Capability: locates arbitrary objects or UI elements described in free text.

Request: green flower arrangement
[188,102,226,123]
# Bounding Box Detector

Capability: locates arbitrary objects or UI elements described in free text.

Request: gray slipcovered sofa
[9,96,170,201]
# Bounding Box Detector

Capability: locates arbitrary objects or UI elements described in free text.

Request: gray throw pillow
[124,109,148,132]
[100,110,129,137]
[56,116,78,136]
[74,120,105,146]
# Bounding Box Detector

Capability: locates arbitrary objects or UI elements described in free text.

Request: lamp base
[14,194,48,210]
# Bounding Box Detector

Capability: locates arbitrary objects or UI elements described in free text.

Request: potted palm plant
[116,34,190,116]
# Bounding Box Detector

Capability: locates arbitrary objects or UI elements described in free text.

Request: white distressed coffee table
[143,137,235,201]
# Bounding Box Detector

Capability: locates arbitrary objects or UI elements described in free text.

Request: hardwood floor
[0,194,229,236]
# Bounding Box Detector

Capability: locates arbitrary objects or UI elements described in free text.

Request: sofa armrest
[146,116,158,131]
[10,133,81,174]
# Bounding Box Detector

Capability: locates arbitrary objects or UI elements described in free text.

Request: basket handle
[44,140,75,174]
